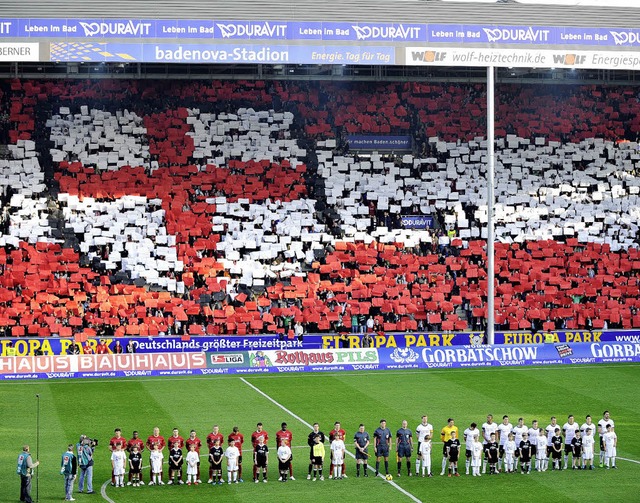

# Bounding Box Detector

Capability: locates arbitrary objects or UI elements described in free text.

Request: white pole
[486,66,495,345]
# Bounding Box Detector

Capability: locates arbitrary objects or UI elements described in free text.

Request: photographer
[16,445,39,503]
[60,444,77,502]
[76,435,96,494]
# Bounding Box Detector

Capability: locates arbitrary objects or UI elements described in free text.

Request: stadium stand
[0,78,639,339]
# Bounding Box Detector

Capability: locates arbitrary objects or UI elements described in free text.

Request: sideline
[240,377,423,503]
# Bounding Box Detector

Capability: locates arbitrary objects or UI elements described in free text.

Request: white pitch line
[100,479,116,503]
[240,377,423,503]
[618,457,640,465]
[101,464,151,503]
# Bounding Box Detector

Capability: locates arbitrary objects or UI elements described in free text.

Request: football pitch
[2,363,639,503]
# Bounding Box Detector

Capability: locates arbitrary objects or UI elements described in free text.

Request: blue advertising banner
[0,19,639,48]
[238,341,640,372]
[380,341,640,368]
[1,330,638,357]
[0,332,478,356]
[0,341,637,379]
[48,42,396,65]
[493,330,633,345]
[347,135,412,150]
[0,19,426,43]
[400,215,435,229]
[0,334,307,357]
[426,24,637,47]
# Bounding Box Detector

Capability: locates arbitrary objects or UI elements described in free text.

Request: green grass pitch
[1,363,639,503]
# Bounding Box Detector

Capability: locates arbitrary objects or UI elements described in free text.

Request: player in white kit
[111,444,127,487]
[603,425,617,469]
[512,418,528,472]
[415,416,433,476]
[497,415,513,473]
[536,429,548,472]
[418,435,432,477]
[186,444,200,485]
[598,411,614,467]
[504,433,517,473]
[330,434,346,479]
[463,422,479,475]
[582,427,595,470]
[545,416,560,460]
[580,415,596,449]
[225,440,240,484]
[149,444,164,485]
[471,435,483,477]
[562,415,580,470]
[482,415,498,474]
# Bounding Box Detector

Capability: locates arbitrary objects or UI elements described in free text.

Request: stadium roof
[4,0,640,27]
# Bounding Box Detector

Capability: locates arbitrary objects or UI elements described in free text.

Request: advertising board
[1,342,636,380]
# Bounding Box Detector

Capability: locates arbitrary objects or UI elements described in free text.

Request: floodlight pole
[486,66,495,345]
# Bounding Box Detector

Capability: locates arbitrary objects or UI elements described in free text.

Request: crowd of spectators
[0,78,639,340]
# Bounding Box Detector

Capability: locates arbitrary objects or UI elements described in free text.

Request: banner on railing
[401,215,435,229]
[2,19,640,49]
[1,330,637,357]
[0,342,637,379]
[2,18,640,68]
[46,42,396,65]
[346,135,412,151]
[0,352,207,379]
[382,341,640,368]
[404,47,640,71]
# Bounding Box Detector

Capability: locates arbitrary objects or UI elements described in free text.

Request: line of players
[434,410,618,477]
[106,421,349,486]
[105,410,618,486]
[106,420,376,486]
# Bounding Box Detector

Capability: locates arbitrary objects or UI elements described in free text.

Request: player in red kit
[206,426,224,483]
[168,428,184,449]
[185,430,202,483]
[329,421,347,478]
[126,431,145,485]
[276,423,295,480]
[109,428,125,485]
[146,427,166,482]
[228,426,245,482]
[251,423,269,447]
[251,423,269,481]
[167,428,185,481]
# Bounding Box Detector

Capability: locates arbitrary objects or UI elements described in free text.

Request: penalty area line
[240,377,423,503]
